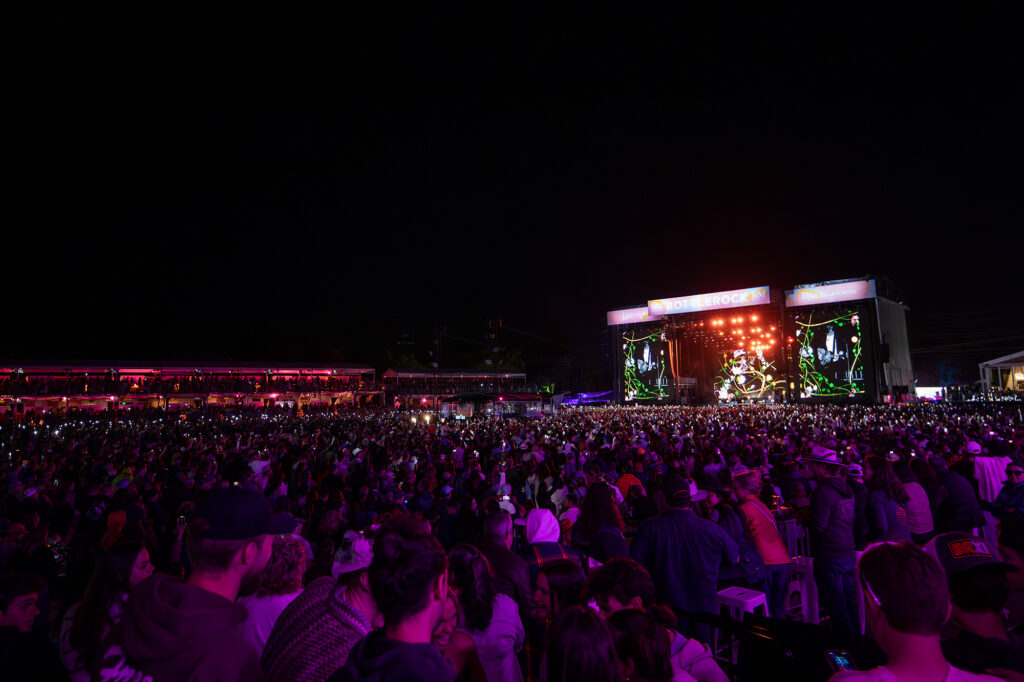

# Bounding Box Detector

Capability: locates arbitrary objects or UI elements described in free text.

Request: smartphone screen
[825,650,855,672]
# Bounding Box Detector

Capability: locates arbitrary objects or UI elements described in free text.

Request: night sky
[7,11,1022,387]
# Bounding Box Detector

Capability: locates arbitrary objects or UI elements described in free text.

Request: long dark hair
[447,544,496,632]
[576,481,625,539]
[866,456,909,504]
[70,541,145,666]
[539,559,587,616]
[608,609,673,682]
[911,458,940,490]
[543,605,620,682]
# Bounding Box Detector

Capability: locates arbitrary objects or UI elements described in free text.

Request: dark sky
[7,10,1023,385]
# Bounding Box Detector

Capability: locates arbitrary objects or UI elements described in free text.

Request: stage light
[751,315,758,321]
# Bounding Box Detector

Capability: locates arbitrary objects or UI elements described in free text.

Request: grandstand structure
[0,361,379,416]
[382,368,528,408]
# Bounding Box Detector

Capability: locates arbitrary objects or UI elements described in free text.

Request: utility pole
[489,319,503,394]
[432,326,445,409]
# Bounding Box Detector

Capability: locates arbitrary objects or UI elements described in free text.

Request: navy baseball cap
[925,532,1018,577]
[198,487,296,540]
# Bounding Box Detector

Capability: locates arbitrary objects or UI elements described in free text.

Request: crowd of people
[1,401,1023,681]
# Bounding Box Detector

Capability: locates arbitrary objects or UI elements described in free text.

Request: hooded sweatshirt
[521,509,582,582]
[93,574,262,682]
[328,630,455,682]
[809,476,856,560]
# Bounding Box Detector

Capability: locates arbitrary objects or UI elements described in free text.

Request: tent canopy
[979,350,1024,370]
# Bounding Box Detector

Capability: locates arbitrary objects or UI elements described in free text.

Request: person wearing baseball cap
[93,486,294,682]
[802,445,860,634]
[631,474,737,640]
[925,531,1024,674]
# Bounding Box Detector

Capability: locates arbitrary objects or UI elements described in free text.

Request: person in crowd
[734,472,791,619]
[448,544,525,682]
[238,533,308,657]
[805,446,860,634]
[897,461,936,544]
[572,481,628,566]
[263,529,379,682]
[931,456,986,534]
[433,589,486,682]
[997,515,1024,631]
[787,482,813,524]
[330,512,454,682]
[0,572,70,682]
[542,605,619,682]
[702,479,766,591]
[865,455,911,543]
[479,511,532,621]
[627,484,659,526]
[925,531,1024,674]
[846,463,870,550]
[830,541,997,682]
[0,523,30,572]
[913,458,950,531]
[533,559,587,624]
[92,486,291,681]
[588,558,727,682]
[631,475,739,641]
[60,540,153,681]
[529,560,587,682]
[993,464,1024,519]
[607,609,674,682]
[521,508,582,585]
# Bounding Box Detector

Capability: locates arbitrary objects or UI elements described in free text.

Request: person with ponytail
[448,544,525,682]
[60,540,153,681]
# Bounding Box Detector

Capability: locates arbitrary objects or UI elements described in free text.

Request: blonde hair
[256,535,308,596]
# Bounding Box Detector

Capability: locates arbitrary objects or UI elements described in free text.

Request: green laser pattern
[623,330,668,401]
[714,349,783,401]
[795,311,865,397]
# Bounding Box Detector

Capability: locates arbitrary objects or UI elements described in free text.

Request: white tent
[979,350,1024,394]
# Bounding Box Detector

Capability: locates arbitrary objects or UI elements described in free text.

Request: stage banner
[785,279,876,307]
[648,286,770,316]
[607,306,664,326]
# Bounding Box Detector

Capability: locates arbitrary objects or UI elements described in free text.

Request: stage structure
[784,277,912,403]
[608,276,913,405]
[610,285,786,404]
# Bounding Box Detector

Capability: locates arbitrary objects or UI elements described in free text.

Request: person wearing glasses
[830,541,999,681]
[993,466,1024,519]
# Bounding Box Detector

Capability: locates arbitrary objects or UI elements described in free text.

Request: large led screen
[792,309,867,398]
[714,347,783,402]
[623,330,669,401]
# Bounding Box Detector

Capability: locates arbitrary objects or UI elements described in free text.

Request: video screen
[714,347,783,402]
[792,309,867,398]
[623,329,669,401]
